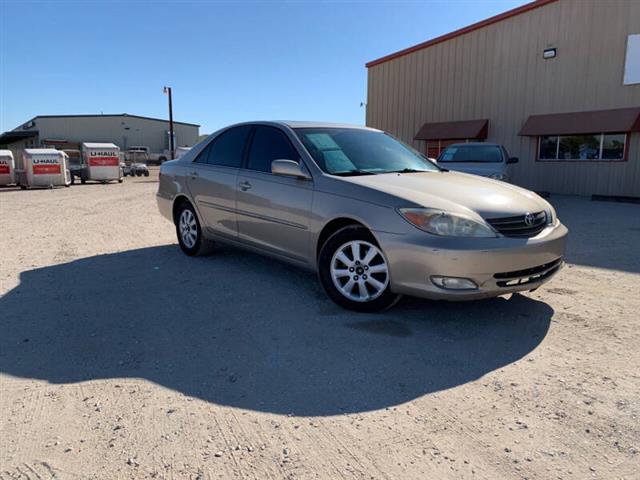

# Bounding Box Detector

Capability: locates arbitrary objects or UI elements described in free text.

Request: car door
[186,125,251,240]
[236,126,314,263]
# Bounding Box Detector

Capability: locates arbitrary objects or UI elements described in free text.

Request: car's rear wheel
[318,226,401,312]
[175,202,214,256]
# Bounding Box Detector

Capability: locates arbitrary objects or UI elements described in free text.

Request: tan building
[366,0,640,197]
[0,113,199,161]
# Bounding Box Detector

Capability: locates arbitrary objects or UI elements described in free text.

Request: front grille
[486,211,547,238]
[494,257,563,287]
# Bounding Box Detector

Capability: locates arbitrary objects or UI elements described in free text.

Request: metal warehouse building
[0,113,199,161]
[366,0,640,197]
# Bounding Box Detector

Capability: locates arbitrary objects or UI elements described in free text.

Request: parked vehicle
[437,142,518,181]
[163,147,191,160]
[17,149,71,189]
[157,122,567,312]
[125,146,166,164]
[122,162,150,177]
[68,143,124,184]
[0,150,16,186]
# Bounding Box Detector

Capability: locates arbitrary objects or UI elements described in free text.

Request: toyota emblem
[524,213,535,226]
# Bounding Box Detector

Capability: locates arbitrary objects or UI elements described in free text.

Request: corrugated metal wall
[367,0,640,196]
[19,115,199,153]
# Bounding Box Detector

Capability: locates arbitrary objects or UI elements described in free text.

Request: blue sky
[0,0,527,134]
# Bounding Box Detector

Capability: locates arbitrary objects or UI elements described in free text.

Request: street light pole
[163,86,175,159]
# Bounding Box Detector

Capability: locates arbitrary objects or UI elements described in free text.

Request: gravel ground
[1,170,639,480]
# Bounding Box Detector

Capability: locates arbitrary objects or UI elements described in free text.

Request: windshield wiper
[386,168,431,174]
[332,170,377,177]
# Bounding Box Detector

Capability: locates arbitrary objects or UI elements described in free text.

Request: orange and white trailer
[18,149,71,189]
[80,143,123,184]
[0,150,15,186]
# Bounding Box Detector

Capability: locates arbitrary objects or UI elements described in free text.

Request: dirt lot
[1,170,639,480]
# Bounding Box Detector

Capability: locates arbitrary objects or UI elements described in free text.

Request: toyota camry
[157,121,567,312]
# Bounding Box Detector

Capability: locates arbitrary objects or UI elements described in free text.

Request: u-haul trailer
[17,149,71,189]
[0,150,16,186]
[76,143,123,184]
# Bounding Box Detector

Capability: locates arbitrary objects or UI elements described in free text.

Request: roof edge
[25,113,200,128]
[365,0,559,68]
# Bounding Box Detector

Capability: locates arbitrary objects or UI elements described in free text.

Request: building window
[538,133,626,161]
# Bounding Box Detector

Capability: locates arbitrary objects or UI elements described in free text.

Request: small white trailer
[79,143,123,184]
[0,150,16,186]
[17,149,71,189]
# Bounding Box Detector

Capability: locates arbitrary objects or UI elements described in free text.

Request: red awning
[519,107,640,136]
[414,119,488,141]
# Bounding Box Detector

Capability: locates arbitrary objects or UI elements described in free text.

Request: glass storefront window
[539,136,558,159]
[538,133,626,160]
[558,135,600,159]
[601,134,626,160]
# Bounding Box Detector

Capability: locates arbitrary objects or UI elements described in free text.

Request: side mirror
[428,157,438,164]
[271,159,311,180]
[507,156,519,164]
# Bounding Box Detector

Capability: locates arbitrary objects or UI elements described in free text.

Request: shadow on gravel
[0,245,552,416]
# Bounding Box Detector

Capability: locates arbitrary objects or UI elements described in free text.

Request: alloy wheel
[179,209,198,249]
[330,240,389,302]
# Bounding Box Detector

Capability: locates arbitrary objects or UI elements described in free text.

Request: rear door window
[247,126,299,173]
[200,125,252,167]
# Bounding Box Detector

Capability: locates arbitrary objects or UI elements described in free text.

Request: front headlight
[398,208,497,237]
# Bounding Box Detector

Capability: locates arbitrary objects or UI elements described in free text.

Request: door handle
[239,181,252,191]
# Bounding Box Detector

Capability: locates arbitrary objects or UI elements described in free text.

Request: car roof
[226,120,378,131]
[278,121,375,130]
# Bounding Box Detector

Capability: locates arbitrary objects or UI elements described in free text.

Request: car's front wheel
[318,226,401,312]
[175,202,214,256]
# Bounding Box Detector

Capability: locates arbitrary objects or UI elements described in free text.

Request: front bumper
[376,223,568,300]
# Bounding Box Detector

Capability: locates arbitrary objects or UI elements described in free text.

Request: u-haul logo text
[88,150,119,167]
[90,151,118,157]
[32,157,60,164]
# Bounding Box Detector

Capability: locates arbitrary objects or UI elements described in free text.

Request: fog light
[431,276,478,290]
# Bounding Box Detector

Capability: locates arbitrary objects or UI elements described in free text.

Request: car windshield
[438,145,503,163]
[294,128,439,175]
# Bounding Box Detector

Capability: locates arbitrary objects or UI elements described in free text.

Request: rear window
[438,145,503,163]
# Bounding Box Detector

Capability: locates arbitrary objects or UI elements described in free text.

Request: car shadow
[0,245,552,416]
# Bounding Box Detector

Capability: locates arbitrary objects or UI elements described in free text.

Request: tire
[175,201,214,256]
[143,171,149,177]
[136,171,142,177]
[118,178,123,183]
[81,178,86,185]
[70,175,75,185]
[20,185,27,190]
[318,225,401,312]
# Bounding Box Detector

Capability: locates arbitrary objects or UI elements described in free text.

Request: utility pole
[164,86,175,159]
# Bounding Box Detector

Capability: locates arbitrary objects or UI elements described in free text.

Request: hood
[337,171,548,219]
